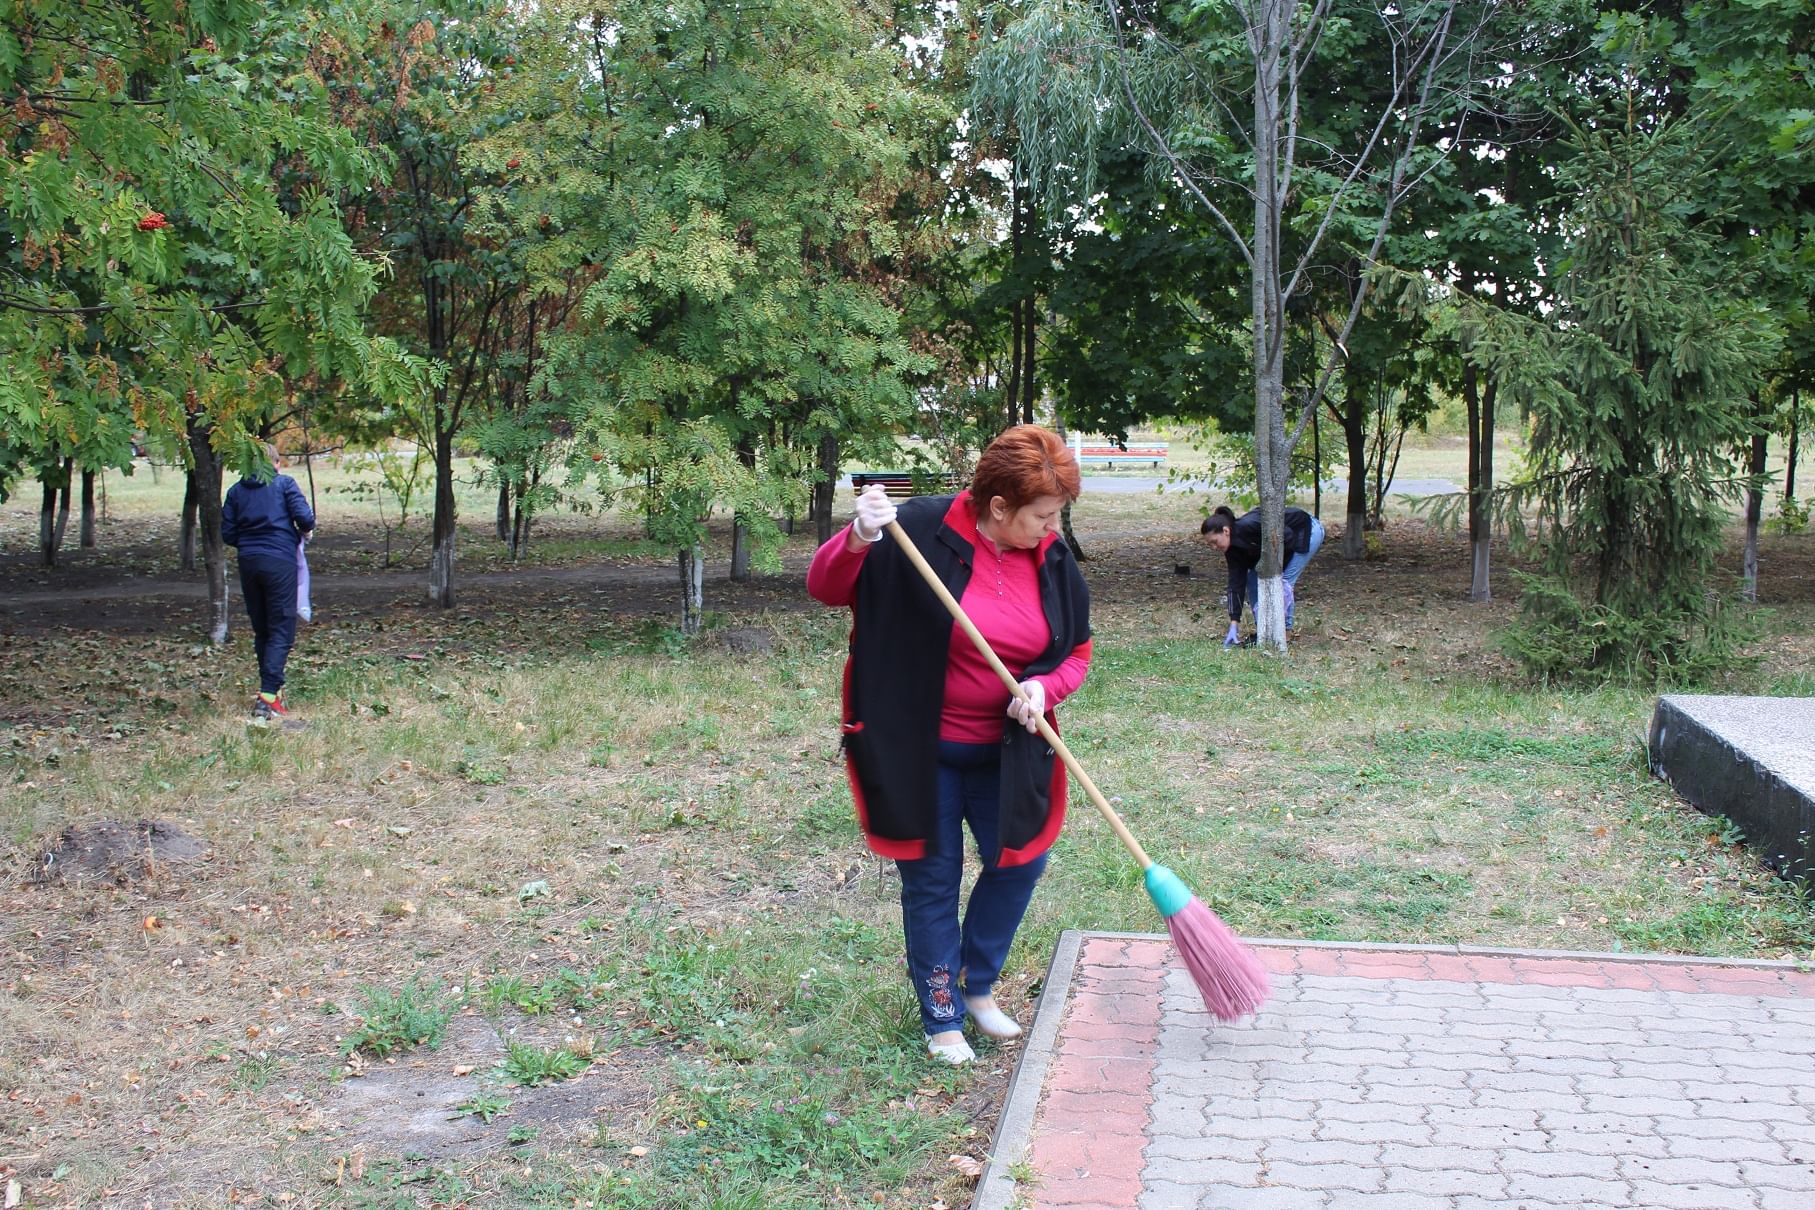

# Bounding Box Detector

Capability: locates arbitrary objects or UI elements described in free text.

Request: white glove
[852,484,898,544]
[1007,679,1046,733]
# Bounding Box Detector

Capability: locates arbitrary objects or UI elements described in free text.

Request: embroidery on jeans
[927,965,957,1020]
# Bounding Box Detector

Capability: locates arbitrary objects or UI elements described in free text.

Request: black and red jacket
[828,493,1092,867]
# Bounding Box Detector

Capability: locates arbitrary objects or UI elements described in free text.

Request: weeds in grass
[228,1055,283,1093]
[500,1040,588,1086]
[339,978,454,1058]
[455,1089,511,1124]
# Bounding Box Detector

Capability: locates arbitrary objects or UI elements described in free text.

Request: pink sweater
[807,520,1091,742]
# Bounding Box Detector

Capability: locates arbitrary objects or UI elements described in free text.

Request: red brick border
[1025,936,1168,1207]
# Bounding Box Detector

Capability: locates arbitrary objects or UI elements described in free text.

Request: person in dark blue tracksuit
[221,448,315,720]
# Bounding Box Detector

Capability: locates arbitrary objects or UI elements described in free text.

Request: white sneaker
[926,1030,975,1065]
[964,994,1024,1040]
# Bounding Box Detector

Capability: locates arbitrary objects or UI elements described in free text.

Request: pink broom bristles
[1165,895,1271,1021]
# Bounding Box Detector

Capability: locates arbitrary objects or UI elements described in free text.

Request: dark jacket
[222,474,314,561]
[836,494,1091,867]
[1222,507,1312,621]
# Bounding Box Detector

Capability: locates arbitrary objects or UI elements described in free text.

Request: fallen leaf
[452,1065,474,1077]
[949,1154,983,1179]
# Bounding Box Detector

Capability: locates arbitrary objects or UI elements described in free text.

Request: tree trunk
[38,475,58,568]
[679,543,704,637]
[52,457,73,551]
[79,468,96,548]
[428,424,456,608]
[180,472,199,572]
[1060,500,1086,561]
[730,520,751,581]
[1463,363,1490,600]
[509,478,531,563]
[1005,176,1025,429]
[1742,429,1767,602]
[186,419,229,645]
[1249,2,1290,652]
[496,480,512,542]
[1020,199,1039,425]
[1339,366,1368,560]
[729,432,755,582]
[814,432,838,545]
[1311,399,1321,519]
[1788,384,1800,502]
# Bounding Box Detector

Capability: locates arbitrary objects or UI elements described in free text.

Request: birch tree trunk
[679,543,705,636]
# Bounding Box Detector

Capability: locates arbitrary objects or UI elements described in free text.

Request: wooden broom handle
[884,519,1153,870]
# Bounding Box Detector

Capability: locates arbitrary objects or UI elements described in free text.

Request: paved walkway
[975,934,1815,1210]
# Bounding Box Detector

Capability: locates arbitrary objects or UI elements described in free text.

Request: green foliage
[0,0,431,493]
[475,0,929,626]
[498,1040,587,1087]
[1171,422,1336,510]
[1772,495,1810,535]
[340,977,455,1057]
[1406,92,1780,682]
[1496,574,1759,687]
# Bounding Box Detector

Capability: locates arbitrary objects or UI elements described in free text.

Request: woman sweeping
[807,426,1091,1065]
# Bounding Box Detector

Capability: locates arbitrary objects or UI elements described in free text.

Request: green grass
[2,482,1810,1209]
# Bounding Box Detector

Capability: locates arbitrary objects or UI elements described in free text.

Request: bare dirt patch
[35,818,211,885]
[325,1015,657,1159]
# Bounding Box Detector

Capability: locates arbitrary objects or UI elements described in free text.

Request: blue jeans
[1244,517,1325,628]
[238,551,299,694]
[896,740,1047,1036]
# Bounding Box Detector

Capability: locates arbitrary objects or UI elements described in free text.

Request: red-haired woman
[808,426,1092,1065]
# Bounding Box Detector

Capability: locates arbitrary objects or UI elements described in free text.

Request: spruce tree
[1479,105,1779,680]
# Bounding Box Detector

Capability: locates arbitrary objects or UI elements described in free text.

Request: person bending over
[221,445,315,720]
[807,426,1092,1065]
[1200,504,1324,646]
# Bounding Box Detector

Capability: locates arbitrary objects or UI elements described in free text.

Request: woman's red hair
[969,425,1082,510]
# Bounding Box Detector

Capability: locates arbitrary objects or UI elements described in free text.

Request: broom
[886,520,1270,1022]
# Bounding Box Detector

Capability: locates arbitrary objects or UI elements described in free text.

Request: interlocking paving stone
[972,936,1815,1210]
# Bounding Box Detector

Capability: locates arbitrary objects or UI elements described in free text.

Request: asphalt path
[839,475,1465,497]
[1076,474,1464,496]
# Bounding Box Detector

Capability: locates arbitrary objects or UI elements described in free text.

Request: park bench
[1072,440,1168,469]
[850,471,967,499]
